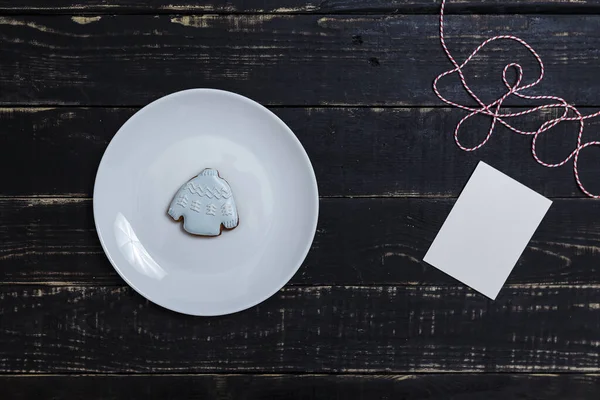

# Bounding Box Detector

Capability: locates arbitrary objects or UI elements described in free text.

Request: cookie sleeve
[218,180,239,229]
[167,187,187,220]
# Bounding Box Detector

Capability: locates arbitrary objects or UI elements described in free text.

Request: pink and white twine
[433,0,600,198]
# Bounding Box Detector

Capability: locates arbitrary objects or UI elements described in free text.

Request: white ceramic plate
[93,89,319,316]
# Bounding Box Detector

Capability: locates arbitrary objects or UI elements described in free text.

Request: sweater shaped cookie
[167,168,239,236]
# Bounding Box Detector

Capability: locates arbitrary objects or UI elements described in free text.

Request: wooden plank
[0,15,600,106]
[3,107,600,198]
[1,374,599,399]
[0,0,598,14]
[2,198,599,286]
[0,284,599,372]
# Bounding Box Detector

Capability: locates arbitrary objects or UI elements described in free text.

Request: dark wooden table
[2,0,600,398]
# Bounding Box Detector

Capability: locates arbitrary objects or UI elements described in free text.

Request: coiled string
[433,0,600,198]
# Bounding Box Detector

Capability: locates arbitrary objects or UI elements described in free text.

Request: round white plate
[93,89,319,316]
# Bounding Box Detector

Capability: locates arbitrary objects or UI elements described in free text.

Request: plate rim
[93,88,319,316]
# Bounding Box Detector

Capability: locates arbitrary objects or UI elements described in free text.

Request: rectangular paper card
[423,161,552,299]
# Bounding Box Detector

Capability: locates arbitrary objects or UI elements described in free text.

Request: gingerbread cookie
[167,168,239,236]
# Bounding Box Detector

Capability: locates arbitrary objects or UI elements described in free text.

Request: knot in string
[433,0,600,198]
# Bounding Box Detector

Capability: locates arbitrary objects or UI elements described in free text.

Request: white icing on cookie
[167,168,239,236]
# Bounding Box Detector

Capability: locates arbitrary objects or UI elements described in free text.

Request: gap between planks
[4,104,600,110]
[2,283,600,290]
[3,7,600,17]
[1,372,598,377]
[1,196,599,201]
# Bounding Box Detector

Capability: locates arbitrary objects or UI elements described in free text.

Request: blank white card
[423,162,552,299]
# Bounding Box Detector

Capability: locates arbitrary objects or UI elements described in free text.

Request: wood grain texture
[1,374,599,399]
[3,107,600,198]
[1,1,599,387]
[0,284,599,373]
[0,0,598,14]
[1,15,600,106]
[2,198,599,286]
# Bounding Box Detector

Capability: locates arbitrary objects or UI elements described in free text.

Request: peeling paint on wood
[0,15,599,106]
[0,285,599,373]
[170,15,212,28]
[0,16,91,37]
[170,14,279,31]
[71,16,102,25]
[0,1,598,14]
